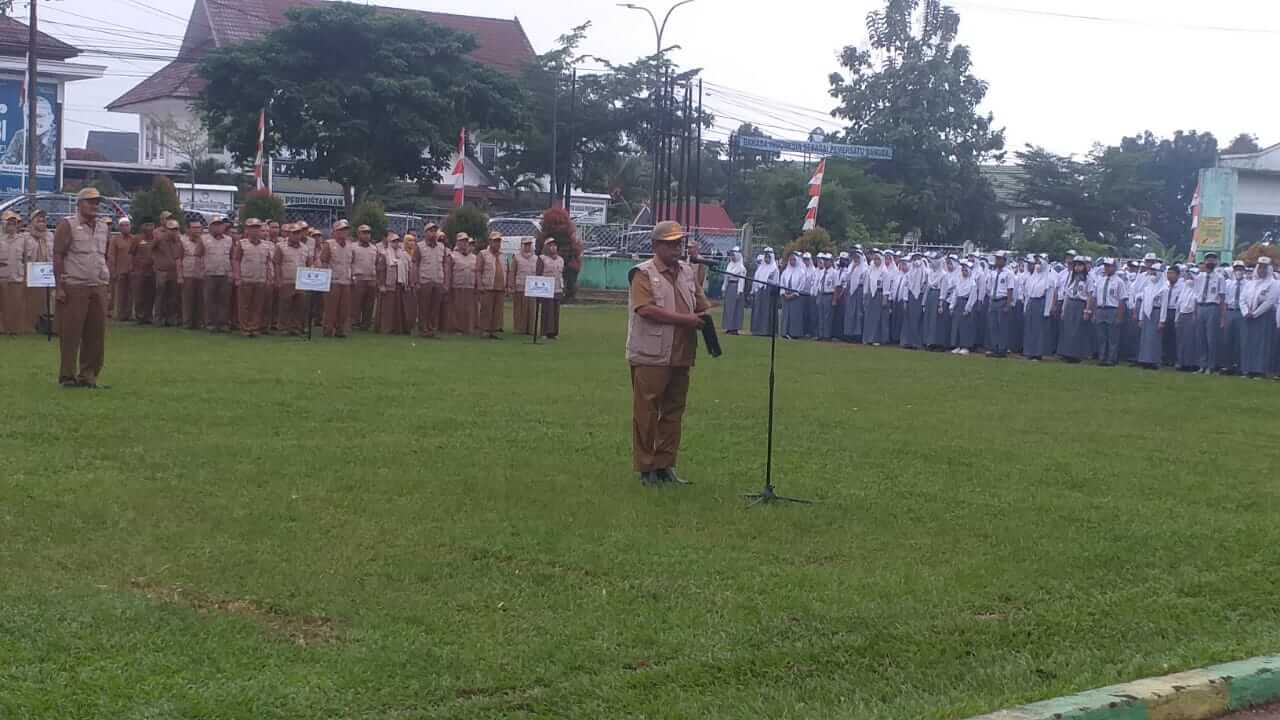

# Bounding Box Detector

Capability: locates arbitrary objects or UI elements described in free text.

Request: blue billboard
[0,78,59,193]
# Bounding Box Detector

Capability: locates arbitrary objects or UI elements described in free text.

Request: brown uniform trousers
[131,272,155,322]
[631,366,691,472]
[324,284,353,337]
[451,288,476,334]
[276,283,305,334]
[182,279,205,330]
[416,282,445,337]
[153,272,179,326]
[352,280,377,330]
[541,294,563,338]
[478,291,504,333]
[112,273,131,320]
[512,293,534,335]
[59,286,108,384]
[0,281,25,334]
[377,286,411,334]
[204,276,231,331]
[237,282,268,336]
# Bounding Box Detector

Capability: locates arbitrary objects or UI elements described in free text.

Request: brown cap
[244,217,264,228]
[521,236,534,244]
[424,222,439,230]
[333,219,350,231]
[488,230,503,241]
[76,187,102,202]
[652,221,686,243]
[357,224,371,233]
[1,210,19,222]
[29,207,46,219]
[455,232,470,243]
[159,210,172,220]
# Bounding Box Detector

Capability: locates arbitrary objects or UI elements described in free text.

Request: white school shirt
[1189,269,1225,304]
[1092,273,1126,308]
[818,267,839,293]
[989,267,1015,301]
[1224,275,1246,310]
[950,275,977,313]
[1243,275,1279,319]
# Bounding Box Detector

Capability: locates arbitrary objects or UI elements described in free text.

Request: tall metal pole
[675,83,685,230]
[694,79,703,236]
[26,0,40,199]
[549,72,558,208]
[682,83,693,228]
[663,73,675,225]
[563,68,576,211]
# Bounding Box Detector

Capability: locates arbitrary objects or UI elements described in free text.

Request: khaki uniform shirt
[152,236,182,273]
[236,239,272,284]
[540,255,565,294]
[449,251,477,289]
[0,231,26,282]
[54,216,110,287]
[107,233,133,275]
[275,242,311,285]
[629,257,710,367]
[416,241,447,285]
[351,243,377,282]
[202,234,234,277]
[180,235,205,279]
[323,239,355,285]
[130,235,155,273]
[477,249,506,291]
[26,230,54,262]
[510,251,538,293]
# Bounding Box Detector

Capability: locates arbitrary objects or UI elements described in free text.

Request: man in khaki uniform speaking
[52,188,111,388]
[626,221,709,486]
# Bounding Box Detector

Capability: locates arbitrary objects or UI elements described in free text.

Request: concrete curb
[965,655,1280,720]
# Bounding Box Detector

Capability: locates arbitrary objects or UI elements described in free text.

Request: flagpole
[25,0,39,199]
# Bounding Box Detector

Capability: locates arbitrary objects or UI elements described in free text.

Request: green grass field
[3,304,1279,719]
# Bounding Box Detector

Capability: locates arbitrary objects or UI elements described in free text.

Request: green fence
[577,256,720,298]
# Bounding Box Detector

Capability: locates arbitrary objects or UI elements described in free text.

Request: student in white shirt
[1241,257,1278,377]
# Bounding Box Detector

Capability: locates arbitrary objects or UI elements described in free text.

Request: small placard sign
[525,275,556,299]
[25,261,55,288]
[296,267,332,293]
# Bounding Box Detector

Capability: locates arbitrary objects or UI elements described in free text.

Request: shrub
[783,227,834,259]
[239,189,286,224]
[351,200,388,241]
[130,176,184,227]
[1237,243,1280,266]
[539,207,584,301]
[443,205,489,248]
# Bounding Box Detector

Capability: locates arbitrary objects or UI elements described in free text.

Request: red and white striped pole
[252,109,266,190]
[801,158,826,232]
[452,128,466,208]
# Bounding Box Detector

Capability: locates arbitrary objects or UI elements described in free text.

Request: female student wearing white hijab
[1022,257,1056,360]
[900,254,927,349]
[842,252,866,342]
[1161,265,1183,366]
[722,247,747,334]
[1137,264,1169,369]
[862,252,888,346]
[801,252,819,338]
[1175,267,1201,371]
[888,253,907,344]
[921,255,945,350]
[934,256,959,350]
[1058,257,1091,363]
[750,249,779,336]
[1241,257,1277,378]
[949,260,978,354]
[779,252,806,339]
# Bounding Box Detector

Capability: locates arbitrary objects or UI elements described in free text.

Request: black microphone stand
[700,260,813,507]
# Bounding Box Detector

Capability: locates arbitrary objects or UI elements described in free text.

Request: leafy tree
[239,189,286,223]
[351,200,389,241]
[737,159,899,248]
[175,158,233,185]
[443,206,489,249]
[784,227,834,258]
[1019,219,1109,258]
[1223,133,1262,155]
[828,0,1005,245]
[198,3,522,217]
[130,176,183,227]
[1237,243,1280,266]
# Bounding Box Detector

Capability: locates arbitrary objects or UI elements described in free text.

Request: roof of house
[0,15,81,61]
[66,148,109,162]
[1219,142,1280,174]
[654,202,737,231]
[86,131,140,163]
[108,0,536,110]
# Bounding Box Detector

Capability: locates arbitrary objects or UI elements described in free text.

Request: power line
[42,4,185,39]
[119,0,191,24]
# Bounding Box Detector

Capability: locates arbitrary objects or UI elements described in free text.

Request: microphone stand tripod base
[744,484,813,508]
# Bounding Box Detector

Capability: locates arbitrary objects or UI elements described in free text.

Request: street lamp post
[618,1,696,225]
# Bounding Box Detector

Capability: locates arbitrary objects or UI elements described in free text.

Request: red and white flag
[1187,179,1202,263]
[452,128,466,208]
[253,109,266,190]
[801,159,826,232]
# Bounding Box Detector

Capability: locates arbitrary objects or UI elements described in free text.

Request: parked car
[0,192,130,226]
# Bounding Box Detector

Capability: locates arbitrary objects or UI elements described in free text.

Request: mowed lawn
[3,303,1280,720]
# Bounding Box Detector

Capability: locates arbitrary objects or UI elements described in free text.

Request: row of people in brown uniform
[0,208,57,334]
[103,215,567,340]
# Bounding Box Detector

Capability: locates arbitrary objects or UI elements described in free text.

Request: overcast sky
[54,0,1278,158]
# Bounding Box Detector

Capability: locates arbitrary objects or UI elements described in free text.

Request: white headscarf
[1140,268,1166,320]
[780,253,805,292]
[725,250,746,293]
[864,254,885,296]
[753,252,778,286]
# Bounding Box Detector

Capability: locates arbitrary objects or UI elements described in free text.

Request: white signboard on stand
[296,268,332,293]
[525,276,556,299]
[25,262,54,288]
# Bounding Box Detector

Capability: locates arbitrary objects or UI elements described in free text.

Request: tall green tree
[738,159,900,247]
[828,0,1006,245]
[197,3,522,216]
[1223,133,1262,155]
